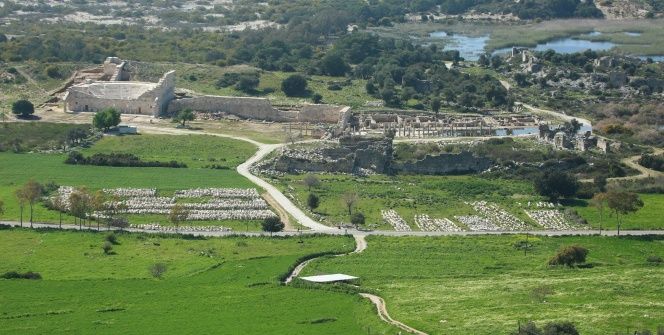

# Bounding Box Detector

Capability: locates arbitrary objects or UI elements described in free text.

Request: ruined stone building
[63,69,175,115]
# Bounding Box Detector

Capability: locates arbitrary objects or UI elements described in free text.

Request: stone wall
[394,151,492,175]
[168,97,351,125]
[298,104,347,123]
[167,96,288,121]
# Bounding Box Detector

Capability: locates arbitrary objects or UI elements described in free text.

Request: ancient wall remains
[394,151,492,175]
[166,96,287,121]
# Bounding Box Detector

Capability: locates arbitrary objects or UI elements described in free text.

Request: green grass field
[0,229,396,334]
[273,174,537,230]
[0,134,262,230]
[570,194,664,231]
[83,134,256,169]
[303,235,664,335]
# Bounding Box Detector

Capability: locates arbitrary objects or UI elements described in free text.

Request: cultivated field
[0,229,396,334]
[303,235,664,334]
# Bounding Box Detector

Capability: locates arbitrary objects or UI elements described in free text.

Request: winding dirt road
[282,235,428,334]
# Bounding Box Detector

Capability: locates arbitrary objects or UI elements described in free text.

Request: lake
[430,31,660,61]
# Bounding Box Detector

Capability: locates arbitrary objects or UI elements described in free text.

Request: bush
[65,152,187,168]
[262,217,285,235]
[647,255,663,265]
[307,193,320,210]
[105,232,118,245]
[149,263,167,278]
[1,271,42,280]
[11,100,35,118]
[102,241,113,255]
[549,245,588,267]
[281,74,308,97]
[351,212,365,226]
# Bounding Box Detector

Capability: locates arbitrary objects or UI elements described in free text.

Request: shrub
[307,193,320,210]
[647,255,663,265]
[102,241,113,255]
[1,271,42,280]
[281,74,308,97]
[262,217,285,235]
[105,232,118,245]
[149,263,167,278]
[549,245,588,267]
[92,108,121,131]
[65,152,187,168]
[351,212,365,226]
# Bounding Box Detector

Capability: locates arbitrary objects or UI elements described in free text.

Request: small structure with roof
[300,274,358,283]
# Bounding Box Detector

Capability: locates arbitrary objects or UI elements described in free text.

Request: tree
[590,192,608,233]
[534,172,579,201]
[235,74,259,93]
[281,74,308,97]
[19,180,43,228]
[262,216,285,236]
[69,188,91,230]
[320,53,350,76]
[351,212,365,228]
[303,174,321,191]
[341,191,359,218]
[93,108,121,131]
[0,111,7,127]
[11,100,34,118]
[307,193,320,211]
[431,97,441,115]
[606,191,644,236]
[174,108,194,127]
[66,127,88,147]
[49,193,66,228]
[90,190,107,231]
[169,203,189,232]
[14,188,26,227]
[312,93,323,104]
[593,175,607,192]
[548,245,588,267]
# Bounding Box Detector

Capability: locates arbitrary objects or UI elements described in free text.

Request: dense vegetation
[65,151,188,168]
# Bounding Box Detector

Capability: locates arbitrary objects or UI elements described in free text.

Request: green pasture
[83,134,256,169]
[273,174,537,229]
[0,229,395,334]
[0,134,263,230]
[569,194,664,231]
[304,235,664,335]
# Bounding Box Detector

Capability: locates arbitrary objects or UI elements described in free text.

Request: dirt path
[283,235,428,334]
[15,66,47,94]
[360,293,428,335]
[613,147,664,181]
[519,103,592,128]
[283,235,366,284]
[262,192,293,231]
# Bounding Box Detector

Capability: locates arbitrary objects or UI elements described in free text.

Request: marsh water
[430,31,661,61]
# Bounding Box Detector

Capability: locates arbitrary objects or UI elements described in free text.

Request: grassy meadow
[303,235,664,334]
[0,132,263,230]
[273,173,538,229]
[273,173,664,231]
[0,229,396,334]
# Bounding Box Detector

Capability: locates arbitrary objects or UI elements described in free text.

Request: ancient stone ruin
[257,133,491,175]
